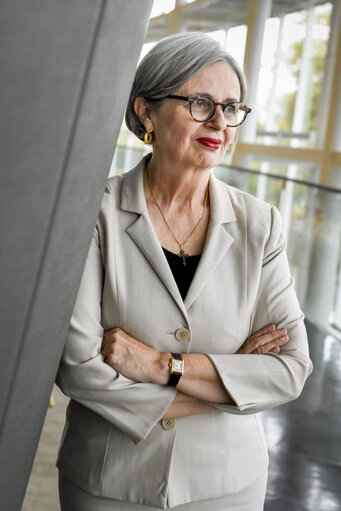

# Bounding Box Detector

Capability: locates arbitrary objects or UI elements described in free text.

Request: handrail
[224,163,341,195]
[256,130,310,139]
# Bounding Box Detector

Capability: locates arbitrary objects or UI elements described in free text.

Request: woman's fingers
[252,335,289,354]
[252,324,276,337]
[237,325,288,354]
[101,327,122,350]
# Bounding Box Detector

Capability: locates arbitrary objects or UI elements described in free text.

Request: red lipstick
[196,137,222,150]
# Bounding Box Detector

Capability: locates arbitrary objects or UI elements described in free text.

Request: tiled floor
[23,321,341,510]
[263,321,341,510]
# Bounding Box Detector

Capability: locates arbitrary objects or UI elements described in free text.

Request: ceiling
[146,0,330,42]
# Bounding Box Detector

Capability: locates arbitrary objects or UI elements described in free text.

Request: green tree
[279,7,331,132]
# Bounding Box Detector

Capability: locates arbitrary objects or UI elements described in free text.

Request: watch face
[171,359,183,374]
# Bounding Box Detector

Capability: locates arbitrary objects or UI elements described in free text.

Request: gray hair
[125,32,247,141]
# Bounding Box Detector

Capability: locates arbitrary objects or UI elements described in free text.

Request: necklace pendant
[179,248,189,266]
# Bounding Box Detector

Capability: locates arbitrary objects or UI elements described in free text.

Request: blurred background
[19,1,341,510]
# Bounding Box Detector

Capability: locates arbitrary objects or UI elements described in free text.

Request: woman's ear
[134,97,153,133]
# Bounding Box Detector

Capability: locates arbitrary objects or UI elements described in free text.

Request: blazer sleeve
[205,206,313,414]
[56,223,176,446]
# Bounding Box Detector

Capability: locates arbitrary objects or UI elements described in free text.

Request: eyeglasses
[165,95,251,127]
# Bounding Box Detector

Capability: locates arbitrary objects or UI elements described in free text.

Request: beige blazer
[57,154,312,509]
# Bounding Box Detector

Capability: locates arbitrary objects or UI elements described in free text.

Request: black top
[163,247,201,300]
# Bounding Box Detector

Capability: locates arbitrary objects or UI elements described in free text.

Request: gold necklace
[145,169,209,266]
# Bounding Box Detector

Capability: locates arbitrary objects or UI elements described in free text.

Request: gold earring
[144,131,153,144]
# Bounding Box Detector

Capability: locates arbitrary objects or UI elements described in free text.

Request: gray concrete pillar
[0,1,153,510]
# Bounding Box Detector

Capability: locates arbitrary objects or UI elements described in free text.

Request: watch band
[168,353,183,387]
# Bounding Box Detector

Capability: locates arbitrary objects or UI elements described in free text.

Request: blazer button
[175,328,190,342]
[161,419,176,430]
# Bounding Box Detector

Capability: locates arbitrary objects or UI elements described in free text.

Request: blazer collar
[120,154,151,215]
[120,155,237,315]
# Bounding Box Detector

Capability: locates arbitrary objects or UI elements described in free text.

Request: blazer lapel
[184,173,236,310]
[121,156,189,322]
[120,157,237,317]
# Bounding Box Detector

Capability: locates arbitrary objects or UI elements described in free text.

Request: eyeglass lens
[190,97,246,125]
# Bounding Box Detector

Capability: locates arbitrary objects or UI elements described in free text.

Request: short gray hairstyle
[125,32,247,141]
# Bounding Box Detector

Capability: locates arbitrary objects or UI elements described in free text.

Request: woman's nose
[207,105,226,130]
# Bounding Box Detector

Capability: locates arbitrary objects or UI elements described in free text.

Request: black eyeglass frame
[163,94,251,127]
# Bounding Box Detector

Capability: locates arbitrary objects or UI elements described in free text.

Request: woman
[57,32,312,510]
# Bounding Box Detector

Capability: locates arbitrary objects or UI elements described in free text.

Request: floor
[22,386,68,511]
[23,321,341,511]
[263,321,341,511]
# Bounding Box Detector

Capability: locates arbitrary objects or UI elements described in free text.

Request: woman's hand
[236,324,289,355]
[101,324,287,394]
[101,328,170,384]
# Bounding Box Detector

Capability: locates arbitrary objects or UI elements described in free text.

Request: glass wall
[255,3,332,148]
[225,2,336,186]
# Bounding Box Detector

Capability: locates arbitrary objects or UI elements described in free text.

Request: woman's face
[149,60,241,171]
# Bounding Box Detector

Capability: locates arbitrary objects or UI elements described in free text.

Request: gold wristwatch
[168,353,184,387]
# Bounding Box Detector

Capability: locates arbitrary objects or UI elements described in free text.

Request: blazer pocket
[100,419,176,508]
[224,413,269,493]
[57,400,112,494]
